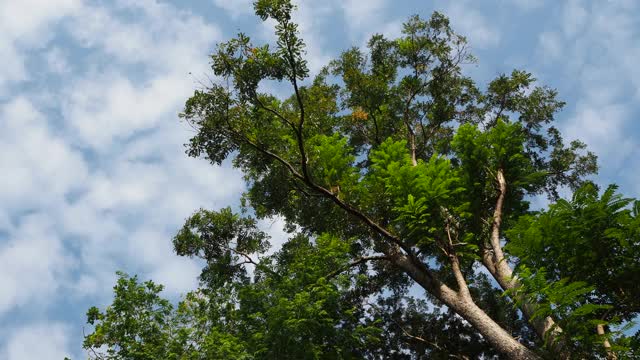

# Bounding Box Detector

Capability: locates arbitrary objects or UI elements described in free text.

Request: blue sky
[0,0,639,358]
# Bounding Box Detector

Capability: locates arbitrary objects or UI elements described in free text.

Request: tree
[506,183,640,358]
[81,1,639,359]
[83,271,252,360]
[82,215,515,359]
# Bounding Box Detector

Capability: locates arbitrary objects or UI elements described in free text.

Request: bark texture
[597,324,618,360]
[483,168,567,356]
[392,251,541,360]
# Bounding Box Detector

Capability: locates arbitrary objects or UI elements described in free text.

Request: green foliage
[83,272,253,360]
[83,272,251,360]
[80,1,640,359]
[83,234,384,359]
[504,266,612,352]
[173,207,270,288]
[507,184,640,357]
[84,273,173,359]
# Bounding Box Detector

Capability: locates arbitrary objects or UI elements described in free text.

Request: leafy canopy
[80,0,639,359]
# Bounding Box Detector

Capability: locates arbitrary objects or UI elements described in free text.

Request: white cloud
[0,0,80,41]
[51,119,243,299]
[45,47,70,74]
[293,0,337,74]
[356,17,403,52]
[340,0,387,33]
[60,1,221,150]
[3,323,72,360]
[54,152,244,299]
[0,211,11,232]
[0,42,27,94]
[150,257,201,296]
[562,0,588,37]
[0,97,88,211]
[530,0,640,193]
[127,228,175,268]
[212,0,254,18]
[85,164,164,211]
[63,72,194,149]
[379,20,404,40]
[510,0,546,10]
[537,31,562,63]
[0,0,244,314]
[0,215,71,316]
[563,103,633,169]
[0,0,81,92]
[68,1,220,71]
[443,2,500,49]
[258,216,291,255]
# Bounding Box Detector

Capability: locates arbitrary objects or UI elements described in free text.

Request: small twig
[326,255,389,279]
[222,245,280,278]
[366,302,441,349]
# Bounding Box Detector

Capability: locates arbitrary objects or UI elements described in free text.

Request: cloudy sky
[1,0,639,358]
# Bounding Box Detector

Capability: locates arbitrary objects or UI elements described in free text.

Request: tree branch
[494,94,507,125]
[232,129,414,256]
[326,255,389,279]
[489,167,508,269]
[596,323,618,360]
[481,168,567,354]
[222,245,280,278]
[283,29,311,183]
[366,301,441,349]
[446,222,471,299]
[253,95,298,134]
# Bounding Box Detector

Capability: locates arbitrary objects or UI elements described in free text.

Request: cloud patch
[0,0,81,93]
[0,97,88,212]
[442,1,500,49]
[0,215,71,317]
[3,322,72,360]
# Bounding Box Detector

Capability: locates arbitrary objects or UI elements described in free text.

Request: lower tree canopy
[79,1,639,359]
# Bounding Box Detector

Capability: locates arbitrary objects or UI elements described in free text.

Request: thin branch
[494,93,508,125]
[253,95,298,133]
[326,255,389,279]
[446,222,471,299]
[282,27,311,183]
[489,168,508,269]
[289,178,323,198]
[83,327,106,360]
[369,109,382,145]
[223,245,280,278]
[366,301,446,352]
[234,131,415,256]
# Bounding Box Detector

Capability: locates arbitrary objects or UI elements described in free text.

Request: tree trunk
[481,252,563,342]
[597,324,617,360]
[409,131,417,166]
[393,252,541,360]
[485,168,567,355]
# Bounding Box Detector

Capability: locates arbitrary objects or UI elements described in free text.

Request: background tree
[506,183,640,358]
[81,0,639,359]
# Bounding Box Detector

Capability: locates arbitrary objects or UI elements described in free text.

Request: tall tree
[81,1,640,359]
[180,0,595,357]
